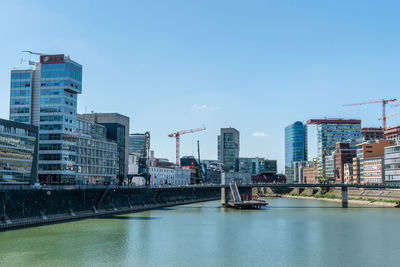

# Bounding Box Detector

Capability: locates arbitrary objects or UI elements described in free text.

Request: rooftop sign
[40,54,64,64]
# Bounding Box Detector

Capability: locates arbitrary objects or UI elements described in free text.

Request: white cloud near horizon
[252,132,267,137]
[192,104,218,110]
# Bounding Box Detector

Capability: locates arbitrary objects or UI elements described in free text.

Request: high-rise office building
[285,121,307,183]
[10,54,82,184]
[307,119,361,177]
[220,128,240,172]
[80,113,129,180]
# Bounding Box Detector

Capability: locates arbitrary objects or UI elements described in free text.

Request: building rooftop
[306,119,361,125]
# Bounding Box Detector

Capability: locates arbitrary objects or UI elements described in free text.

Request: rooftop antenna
[20,58,35,66]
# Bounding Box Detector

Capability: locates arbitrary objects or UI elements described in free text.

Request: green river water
[0,198,399,267]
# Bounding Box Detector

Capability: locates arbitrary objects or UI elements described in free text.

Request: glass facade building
[285,121,307,183]
[75,116,118,185]
[220,128,240,172]
[236,157,263,175]
[235,158,277,175]
[0,119,38,183]
[384,145,400,184]
[308,119,361,177]
[129,133,146,154]
[10,54,82,185]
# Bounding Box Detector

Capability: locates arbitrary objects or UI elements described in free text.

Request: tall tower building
[307,119,361,177]
[220,128,240,172]
[10,54,82,184]
[285,121,308,183]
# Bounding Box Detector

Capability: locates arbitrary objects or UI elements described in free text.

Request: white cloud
[192,104,217,110]
[252,132,267,137]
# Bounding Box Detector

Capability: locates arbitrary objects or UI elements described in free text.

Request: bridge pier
[342,187,348,208]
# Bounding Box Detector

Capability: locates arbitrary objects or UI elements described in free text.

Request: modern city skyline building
[220,128,240,172]
[128,133,147,154]
[293,161,308,183]
[80,113,129,181]
[235,157,264,175]
[75,115,118,185]
[362,157,384,184]
[263,160,277,175]
[10,54,82,184]
[303,158,318,184]
[334,142,357,183]
[384,126,400,141]
[0,119,38,184]
[129,132,150,174]
[362,127,383,141]
[385,144,400,184]
[217,135,221,161]
[307,119,361,176]
[285,121,308,183]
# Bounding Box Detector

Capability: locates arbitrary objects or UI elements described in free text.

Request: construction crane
[391,103,400,108]
[168,127,206,165]
[379,111,400,121]
[343,98,397,139]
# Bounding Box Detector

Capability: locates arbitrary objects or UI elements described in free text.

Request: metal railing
[229,182,242,203]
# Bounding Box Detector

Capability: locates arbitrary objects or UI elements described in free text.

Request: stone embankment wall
[0,186,220,231]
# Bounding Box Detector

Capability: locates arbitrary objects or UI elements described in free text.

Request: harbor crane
[343,98,397,139]
[168,127,206,165]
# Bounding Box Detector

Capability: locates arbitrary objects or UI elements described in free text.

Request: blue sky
[1,1,400,172]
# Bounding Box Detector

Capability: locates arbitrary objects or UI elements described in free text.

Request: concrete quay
[0,186,220,232]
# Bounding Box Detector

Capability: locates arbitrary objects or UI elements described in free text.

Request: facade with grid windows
[285,121,307,183]
[75,115,118,185]
[307,119,361,177]
[0,119,38,184]
[10,54,82,184]
[220,128,240,172]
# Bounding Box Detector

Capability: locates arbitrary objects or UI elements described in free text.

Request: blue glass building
[10,54,82,184]
[307,119,361,177]
[285,121,308,183]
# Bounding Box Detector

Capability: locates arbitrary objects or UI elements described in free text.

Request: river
[0,198,399,267]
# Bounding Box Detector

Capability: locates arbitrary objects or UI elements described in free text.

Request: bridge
[2,182,399,209]
[222,183,400,208]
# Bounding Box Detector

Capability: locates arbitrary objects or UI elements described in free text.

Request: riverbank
[281,194,399,207]
[0,186,221,232]
[0,197,219,232]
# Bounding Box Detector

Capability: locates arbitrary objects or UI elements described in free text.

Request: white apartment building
[149,166,190,186]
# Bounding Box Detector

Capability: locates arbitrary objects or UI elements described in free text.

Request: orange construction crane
[168,127,206,165]
[343,98,397,139]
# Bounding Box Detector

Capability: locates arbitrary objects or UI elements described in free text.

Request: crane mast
[168,127,206,165]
